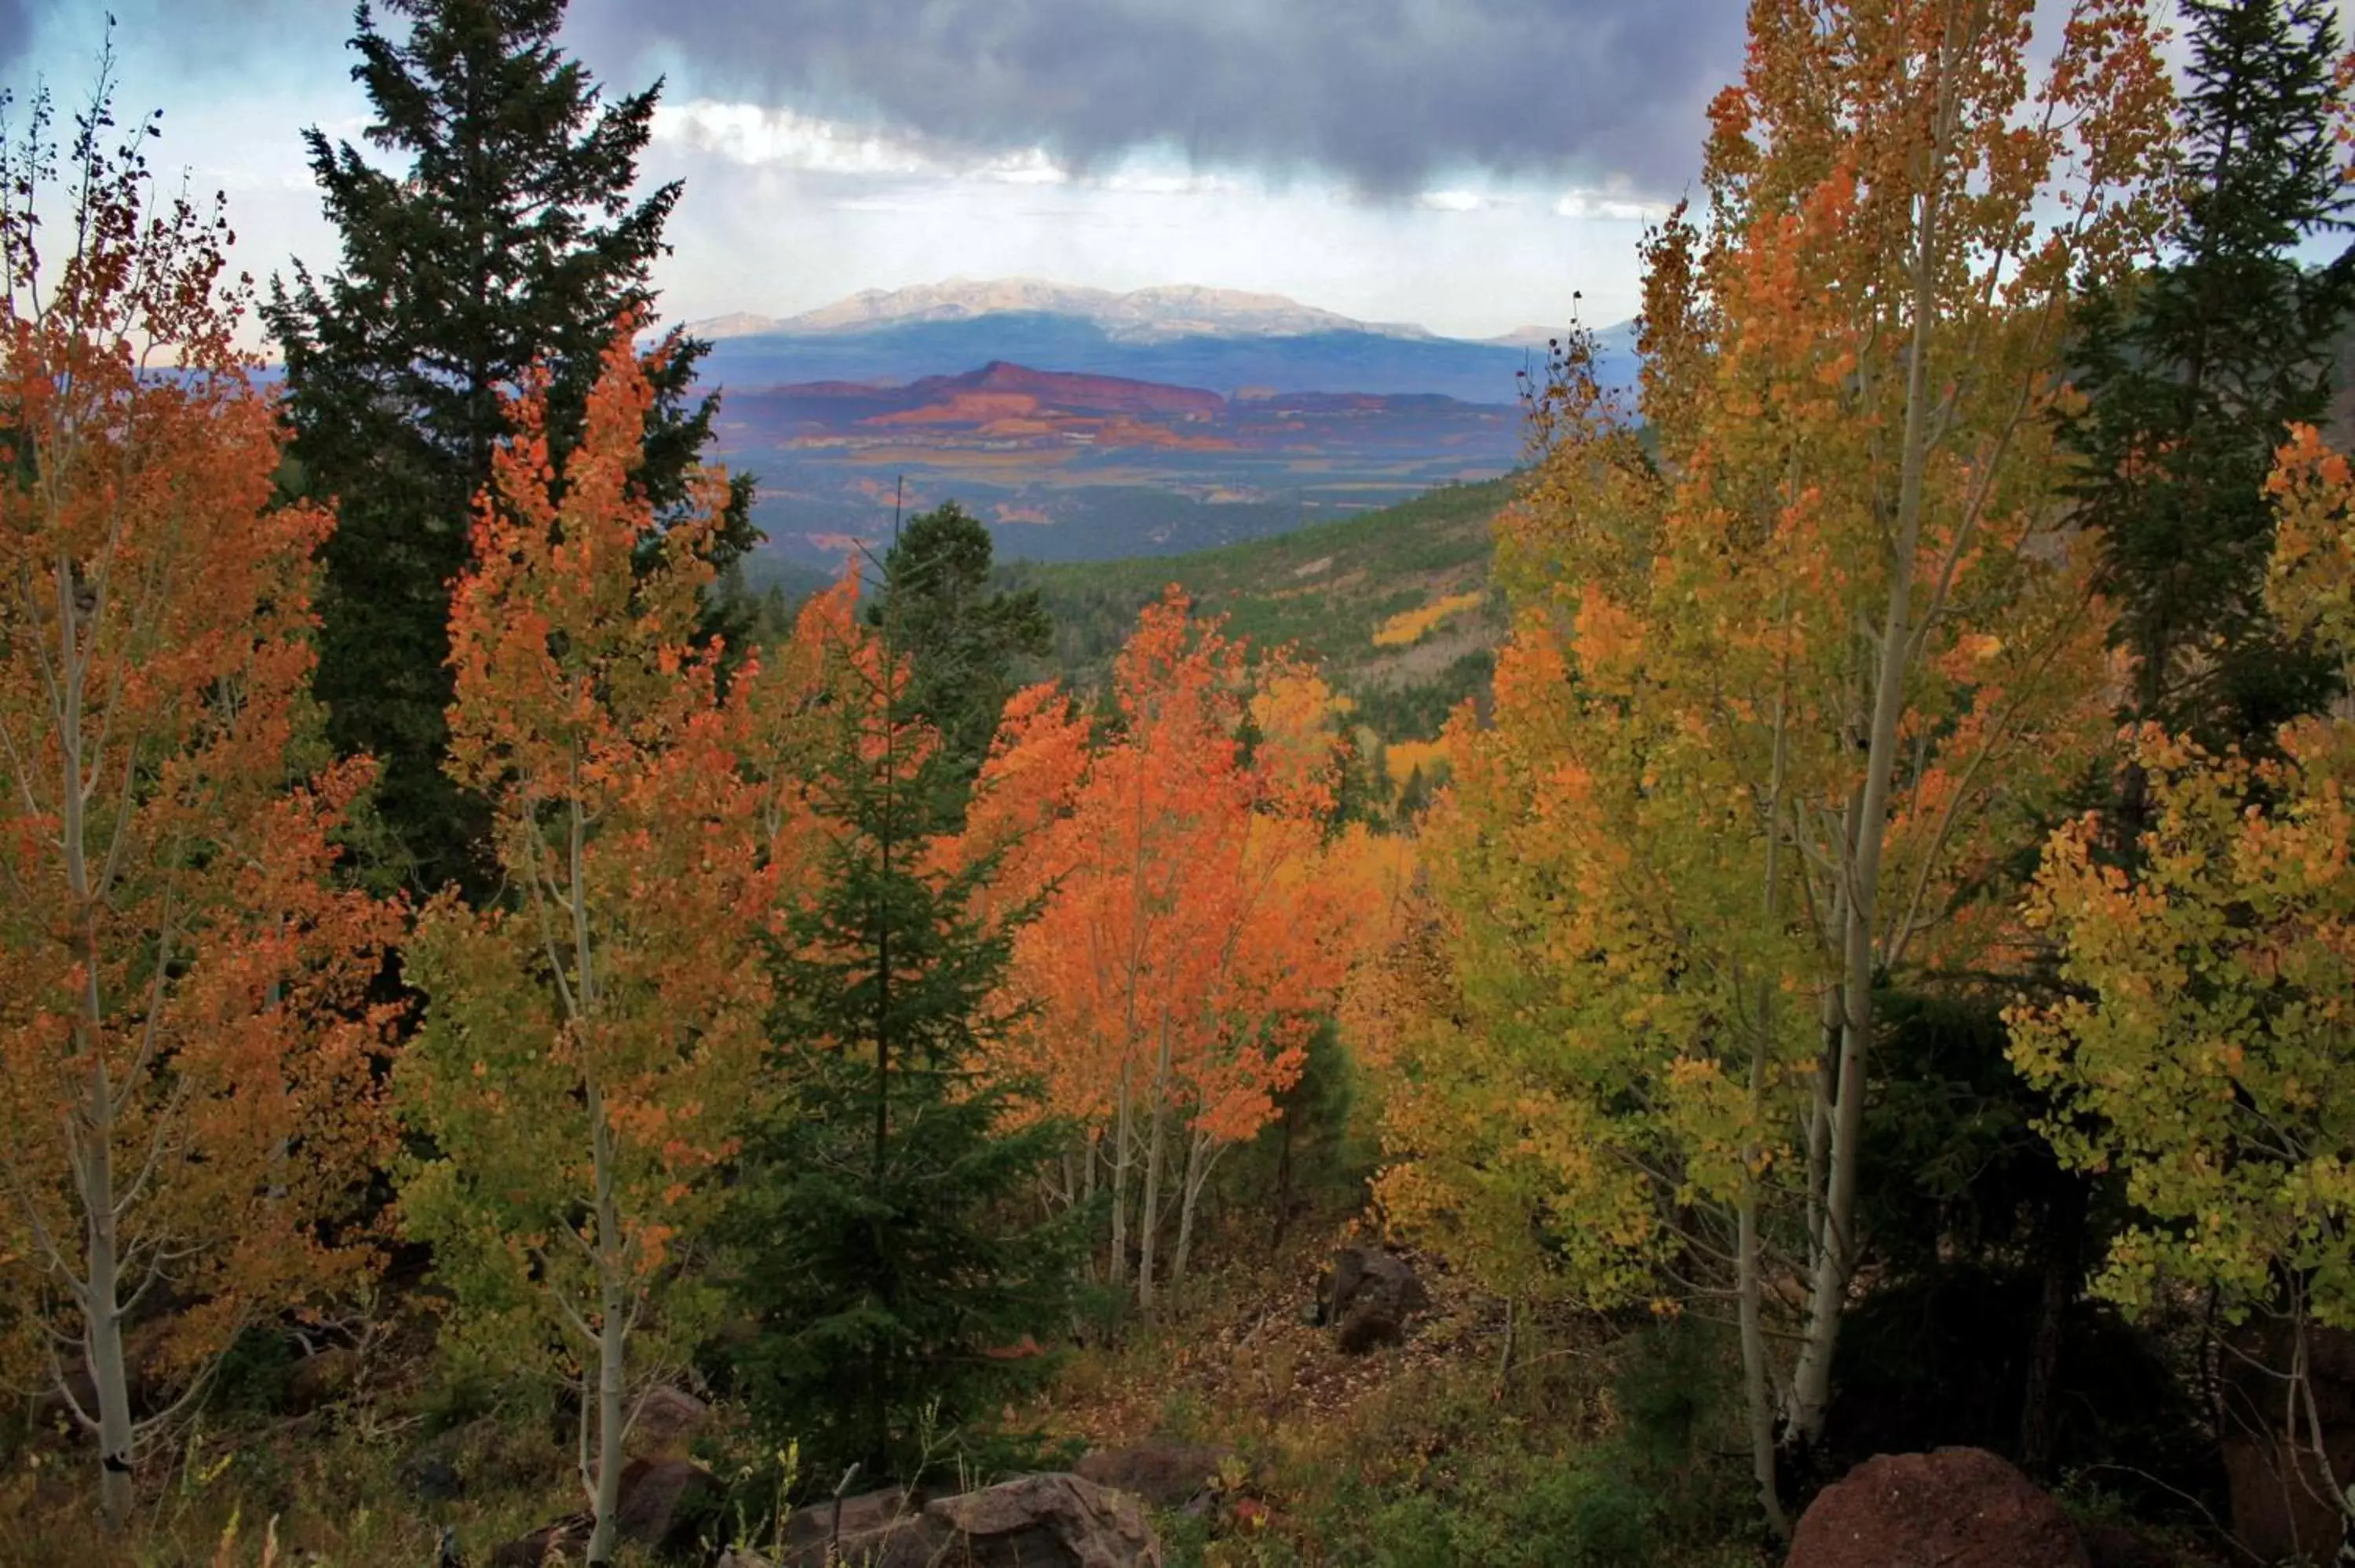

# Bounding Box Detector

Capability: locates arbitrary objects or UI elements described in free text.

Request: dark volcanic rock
[1787,1446,2088,1568]
[626,1385,712,1458]
[613,1457,723,1555]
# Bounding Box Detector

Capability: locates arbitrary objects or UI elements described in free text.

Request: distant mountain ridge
[689,277,1441,344]
[688,282,1632,406]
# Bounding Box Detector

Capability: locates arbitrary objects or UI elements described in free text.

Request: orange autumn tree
[1365,0,2171,1530]
[0,82,398,1526]
[394,323,770,1564]
[970,589,1376,1310]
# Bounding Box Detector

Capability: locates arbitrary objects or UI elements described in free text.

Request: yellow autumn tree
[1365,0,2172,1530]
[2010,424,2355,1533]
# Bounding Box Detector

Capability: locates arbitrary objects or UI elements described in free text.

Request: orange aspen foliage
[0,84,400,1526]
[394,322,769,1563]
[973,589,1380,1308]
[731,567,931,875]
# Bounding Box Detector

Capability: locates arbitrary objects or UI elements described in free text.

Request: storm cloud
[0,2,27,71]
[571,0,1743,198]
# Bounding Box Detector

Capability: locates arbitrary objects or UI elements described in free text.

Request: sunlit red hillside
[718,359,1511,457]
[711,360,1526,564]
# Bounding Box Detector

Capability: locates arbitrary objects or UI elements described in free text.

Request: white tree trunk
[586,1133,628,1567]
[1172,1128,1216,1293]
[1109,1066,1133,1295]
[77,1072,135,1529]
[1136,1018,1174,1313]
[1787,60,1956,1434]
[52,556,137,1526]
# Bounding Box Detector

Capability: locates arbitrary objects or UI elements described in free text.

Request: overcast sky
[5,0,1754,343]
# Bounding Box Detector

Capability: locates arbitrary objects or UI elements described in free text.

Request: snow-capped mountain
[690,278,1440,344]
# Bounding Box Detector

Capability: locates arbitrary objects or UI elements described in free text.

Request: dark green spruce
[264,0,756,898]
[2062,0,2355,753]
[723,595,1079,1488]
[867,501,1053,787]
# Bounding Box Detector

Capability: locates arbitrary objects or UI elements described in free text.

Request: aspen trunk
[1172,1129,1214,1292]
[1736,1179,1787,1538]
[1787,43,1957,1430]
[1744,608,1795,1539]
[57,559,137,1527]
[1136,1019,1173,1313]
[78,1099,135,1528]
[587,1163,628,1567]
[568,781,629,1566]
[1805,986,1839,1264]
[1109,1066,1133,1294]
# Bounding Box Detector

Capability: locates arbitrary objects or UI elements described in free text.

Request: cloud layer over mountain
[572,0,1740,198]
[5,0,1703,340]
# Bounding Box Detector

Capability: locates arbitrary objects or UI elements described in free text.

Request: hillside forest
[9,0,2355,1565]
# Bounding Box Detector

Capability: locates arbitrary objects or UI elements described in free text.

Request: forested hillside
[1002,476,1511,749]
[13,2,2355,1567]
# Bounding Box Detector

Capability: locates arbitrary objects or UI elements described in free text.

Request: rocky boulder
[1787,1446,2088,1568]
[772,1485,928,1567]
[626,1385,712,1459]
[931,1473,1163,1566]
[775,1472,1160,1568]
[490,1458,723,1566]
[614,1458,724,1554]
[2218,1321,2355,1564]
[1324,1245,1429,1355]
[1075,1442,1233,1508]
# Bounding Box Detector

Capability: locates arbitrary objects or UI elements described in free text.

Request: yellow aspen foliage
[1360,0,2173,1522]
[2013,425,2355,1327]
[1371,591,1485,648]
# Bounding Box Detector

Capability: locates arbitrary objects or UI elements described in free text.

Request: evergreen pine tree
[867,501,1052,786]
[725,596,1078,1487]
[2064,0,2355,751]
[263,0,756,897]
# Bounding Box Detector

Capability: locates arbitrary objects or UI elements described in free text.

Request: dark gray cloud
[571,0,1743,197]
[0,0,40,72]
[0,1,25,64]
